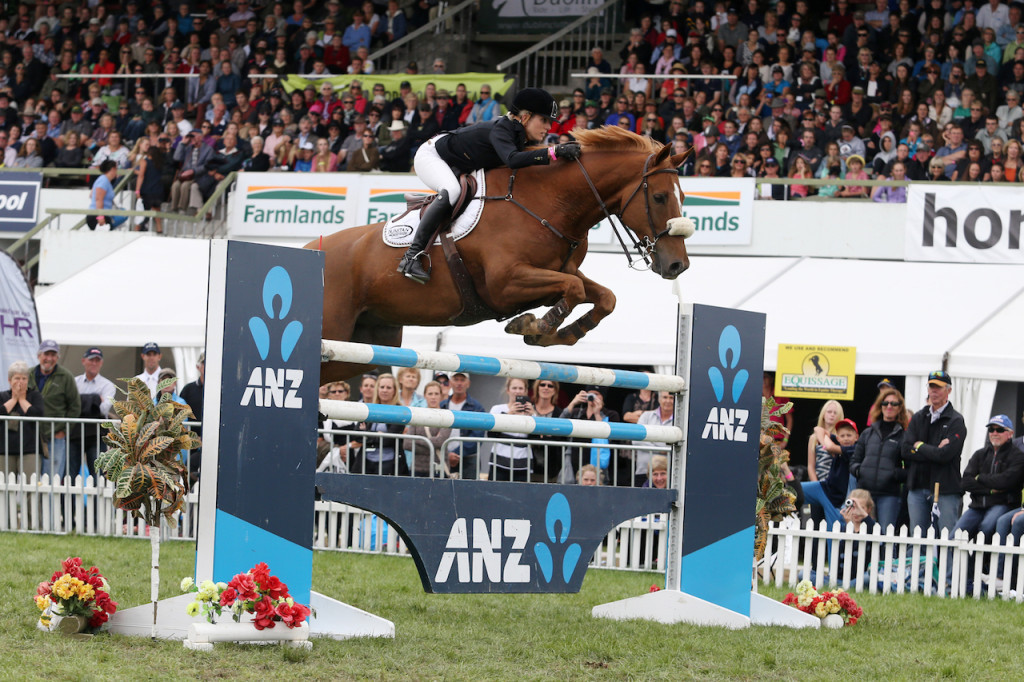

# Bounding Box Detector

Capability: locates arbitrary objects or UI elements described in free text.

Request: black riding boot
[397,190,453,284]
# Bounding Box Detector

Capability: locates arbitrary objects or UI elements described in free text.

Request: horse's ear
[669,153,688,168]
[654,142,673,166]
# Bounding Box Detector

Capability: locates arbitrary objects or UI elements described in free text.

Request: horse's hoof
[505,313,536,335]
[524,334,541,346]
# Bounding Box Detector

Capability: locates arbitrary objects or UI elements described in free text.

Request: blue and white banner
[0,252,40,391]
[0,171,41,232]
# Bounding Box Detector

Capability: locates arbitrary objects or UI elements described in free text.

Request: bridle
[481,151,681,271]
[576,152,683,270]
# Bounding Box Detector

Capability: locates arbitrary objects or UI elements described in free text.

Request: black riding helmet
[510,88,558,120]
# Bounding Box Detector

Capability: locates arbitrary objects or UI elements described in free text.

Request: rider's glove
[554,142,582,161]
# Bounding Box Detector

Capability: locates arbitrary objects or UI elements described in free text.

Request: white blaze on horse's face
[667,178,695,239]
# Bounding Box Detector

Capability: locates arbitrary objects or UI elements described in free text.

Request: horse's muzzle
[652,249,689,279]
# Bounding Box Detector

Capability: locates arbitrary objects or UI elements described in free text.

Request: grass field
[2,532,1019,681]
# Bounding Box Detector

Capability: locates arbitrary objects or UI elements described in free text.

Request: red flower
[62,557,83,573]
[219,587,238,607]
[253,596,276,630]
[250,562,271,586]
[89,610,109,628]
[261,575,288,601]
[291,603,310,625]
[37,582,52,597]
[781,593,797,606]
[648,584,661,593]
[229,573,258,602]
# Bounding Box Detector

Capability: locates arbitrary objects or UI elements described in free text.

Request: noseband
[575,152,683,269]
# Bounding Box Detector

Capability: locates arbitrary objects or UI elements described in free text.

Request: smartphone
[515,395,528,405]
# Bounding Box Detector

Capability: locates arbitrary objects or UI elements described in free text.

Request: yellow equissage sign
[775,345,856,400]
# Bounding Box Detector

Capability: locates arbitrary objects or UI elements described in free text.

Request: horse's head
[615,142,692,280]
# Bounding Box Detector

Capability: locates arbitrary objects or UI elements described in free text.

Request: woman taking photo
[850,388,908,531]
[489,378,535,482]
[560,387,621,484]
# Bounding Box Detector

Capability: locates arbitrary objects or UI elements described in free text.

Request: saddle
[388,173,499,324]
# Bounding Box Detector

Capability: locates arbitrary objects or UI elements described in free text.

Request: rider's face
[522,113,551,143]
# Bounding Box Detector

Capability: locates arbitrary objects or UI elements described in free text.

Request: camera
[587,394,595,402]
[842,499,855,510]
[515,395,528,405]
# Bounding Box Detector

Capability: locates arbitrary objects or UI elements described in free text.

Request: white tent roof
[36,237,211,347]
[32,239,1024,380]
[946,284,1024,382]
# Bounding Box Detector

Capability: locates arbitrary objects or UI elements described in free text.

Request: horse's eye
[653,193,667,204]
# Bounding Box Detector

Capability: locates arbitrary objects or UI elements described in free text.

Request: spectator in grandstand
[465,85,501,124]
[133,138,166,233]
[379,118,412,172]
[837,154,869,198]
[871,161,909,203]
[1,361,44,475]
[86,160,127,230]
[92,130,130,169]
[10,137,43,168]
[171,131,214,212]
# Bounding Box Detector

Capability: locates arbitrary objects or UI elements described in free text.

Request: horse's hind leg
[529,273,616,347]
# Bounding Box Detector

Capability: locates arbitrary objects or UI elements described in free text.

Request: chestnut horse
[309,127,694,384]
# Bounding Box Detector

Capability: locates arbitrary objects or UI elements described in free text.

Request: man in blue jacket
[440,371,485,479]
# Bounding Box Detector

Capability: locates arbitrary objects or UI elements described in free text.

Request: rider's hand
[554,142,581,161]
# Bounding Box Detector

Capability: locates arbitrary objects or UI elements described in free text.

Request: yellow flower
[186,601,201,617]
[53,575,81,600]
[77,583,95,602]
[180,577,195,592]
[814,602,829,618]
[35,595,51,611]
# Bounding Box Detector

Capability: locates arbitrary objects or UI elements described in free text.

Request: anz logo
[434,494,582,585]
[702,325,749,442]
[240,267,305,409]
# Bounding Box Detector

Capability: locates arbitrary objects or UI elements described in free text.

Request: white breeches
[414,135,462,204]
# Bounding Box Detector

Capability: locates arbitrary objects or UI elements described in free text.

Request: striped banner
[319,400,682,444]
[321,340,686,393]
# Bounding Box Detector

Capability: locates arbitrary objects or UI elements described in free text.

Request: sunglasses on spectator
[881,401,901,407]
[480,90,491,95]
[537,382,555,388]
[328,388,348,394]
[989,426,1008,434]
[699,163,710,168]
[343,99,354,104]
[362,133,374,137]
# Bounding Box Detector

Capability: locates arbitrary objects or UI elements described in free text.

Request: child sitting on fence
[803,419,859,527]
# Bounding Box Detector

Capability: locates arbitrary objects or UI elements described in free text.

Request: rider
[397,87,583,284]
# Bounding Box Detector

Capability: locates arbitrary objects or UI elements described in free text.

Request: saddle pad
[381,169,487,248]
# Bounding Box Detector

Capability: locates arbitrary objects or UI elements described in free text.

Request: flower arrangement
[181,563,311,630]
[35,557,118,632]
[782,579,862,626]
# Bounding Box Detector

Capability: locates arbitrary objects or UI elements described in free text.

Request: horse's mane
[572,126,663,154]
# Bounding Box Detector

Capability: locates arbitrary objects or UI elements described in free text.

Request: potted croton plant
[97,376,199,639]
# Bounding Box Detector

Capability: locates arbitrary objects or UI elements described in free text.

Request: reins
[479,151,680,271]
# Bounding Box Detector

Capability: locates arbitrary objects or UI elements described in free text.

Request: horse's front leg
[547,272,616,346]
[501,267,586,340]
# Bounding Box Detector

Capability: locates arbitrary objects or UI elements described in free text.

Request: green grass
[1,533,1019,681]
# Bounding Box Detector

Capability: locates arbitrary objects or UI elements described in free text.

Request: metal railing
[367,0,477,75]
[496,0,626,92]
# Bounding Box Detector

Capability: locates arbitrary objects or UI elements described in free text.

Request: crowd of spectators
[604,0,1024,199]
[0,0,475,228]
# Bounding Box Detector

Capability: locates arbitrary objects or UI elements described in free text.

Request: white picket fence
[0,472,199,540]
[762,518,1024,601]
[0,473,670,572]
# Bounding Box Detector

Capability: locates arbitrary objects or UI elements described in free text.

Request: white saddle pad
[381,169,487,248]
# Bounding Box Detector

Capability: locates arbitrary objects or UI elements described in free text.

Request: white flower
[180,576,195,592]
